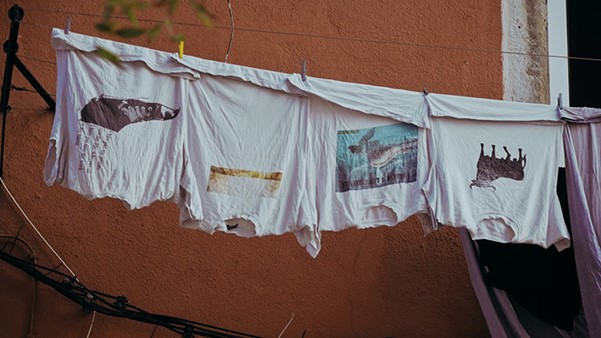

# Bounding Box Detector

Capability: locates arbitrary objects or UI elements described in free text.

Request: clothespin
[182,326,194,338]
[114,296,128,310]
[65,16,71,34]
[557,93,563,109]
[301,60,307,81]
[82,292,94,314]
[178,40,184,59]
[62,276,76,287]
[423,88,429,96]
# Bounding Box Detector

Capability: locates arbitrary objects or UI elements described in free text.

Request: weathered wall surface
[0,1,503,337]
[502,0,549,103]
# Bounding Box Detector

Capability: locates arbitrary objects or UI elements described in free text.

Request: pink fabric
[562,112,601,338]
[460,229,530,338]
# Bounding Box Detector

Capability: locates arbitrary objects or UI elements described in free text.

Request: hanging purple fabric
[561,106,601,338]
[460,229,589,337]
[459,229,530,338]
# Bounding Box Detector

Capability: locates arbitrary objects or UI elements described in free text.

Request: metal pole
[0,5,24,177]
[14,57,56,112]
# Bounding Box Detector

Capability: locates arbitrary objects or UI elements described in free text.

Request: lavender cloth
[459,229,530,338]
[461,229,589,337]
[561,108,601,338]
[561,106,601,123]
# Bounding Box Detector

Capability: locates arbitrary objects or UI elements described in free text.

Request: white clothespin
[65,16,71,34]
[301,60,307,81]
[557,93,563,109]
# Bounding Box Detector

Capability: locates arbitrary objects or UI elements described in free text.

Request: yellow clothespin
[178,40,184,59]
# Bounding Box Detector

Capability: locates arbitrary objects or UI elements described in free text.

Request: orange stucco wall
[0,1,503,337]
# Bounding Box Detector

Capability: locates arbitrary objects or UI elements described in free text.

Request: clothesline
[18,55,55,65]
[23,6,601,64]
[44,28,573,261]
[6,11,599,338]
[9,84,55,97]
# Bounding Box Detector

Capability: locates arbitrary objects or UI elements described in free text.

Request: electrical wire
[86,311,96,338]
[7,223,24,255]
[1,223,23,252]
[22,6,601,63]
[1,5,588,337]
[0,250,262,337]
[18,21,50,31]
[0,234,38,338]
[277,313,294,338]
[150,325,159,338]
[0,234,37,259]
[224,0,234,63]
[43,263,67,277]
[18,55,56,66]
[0,177,76,277]
[27,7,115,20]
[10,84,55,98]
[0,199,257,337]
[0,179,260,337]
[27,7,163,23]
[29,269,38,338]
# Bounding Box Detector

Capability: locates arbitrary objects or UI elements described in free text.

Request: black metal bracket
[0,5,56,177]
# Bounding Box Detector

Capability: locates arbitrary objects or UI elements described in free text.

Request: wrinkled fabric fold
[562,108,601,337]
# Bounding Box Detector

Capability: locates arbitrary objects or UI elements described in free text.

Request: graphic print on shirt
[80,95,180,132]
[470,143,527,191]
[207,166,283,198]
[336,123,418,192]
[75,124,114,173]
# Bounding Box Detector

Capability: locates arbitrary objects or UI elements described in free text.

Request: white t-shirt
[307,96,429,234]
[288,74,429,128]
[180,74,318,256]
[45,29,194,209]
[426,92,561,122]
[422,117,570,250]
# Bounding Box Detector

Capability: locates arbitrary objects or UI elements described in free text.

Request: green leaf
[96,21,118,33]
[132,1,150,10]
[147,23,163,41]
[196,11,212,27]
[170,33,185,42]
[156,0,169,9]
[125,8,140,27]
[115,27,146,38]
[102,3,115,21]
[163,17,173,32]
[169,0,180,15]
[158,0,179,15]
[189,2,213,27]
[95,46,122,67]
